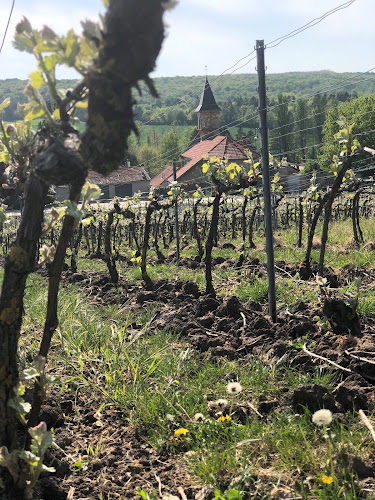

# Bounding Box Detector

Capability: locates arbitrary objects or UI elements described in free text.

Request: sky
[0,0,374,82]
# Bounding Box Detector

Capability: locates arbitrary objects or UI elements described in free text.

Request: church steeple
[195,76,221,141]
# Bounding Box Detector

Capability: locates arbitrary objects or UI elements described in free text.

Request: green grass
[18,279,366,498]
[5,211,375,498]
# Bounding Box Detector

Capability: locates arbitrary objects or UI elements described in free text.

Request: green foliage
[319,94,375,170]
[14,198,375,498]
[213,489,243,500]
[160,127,180,162]
[7,382,31,424]
[270,93,293,155]
[11,16,96,130]
[0,71,372,131]
[0,357,56,494]
[201,156,259,191]
[0,97,34,164]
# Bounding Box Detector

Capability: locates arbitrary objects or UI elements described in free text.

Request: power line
[140,67,375,172]
[213,56,257,80]
[269,103,375,135]
[270,108,375,143]
[271,128,375,159]
[263,70,375,118]
[141,1,359,126]
[137,2,375,174]
[266,0,357,49]
[141,0,362,134]
[211,1,358,84]
[211,52,256,82]
[0,0,15,55]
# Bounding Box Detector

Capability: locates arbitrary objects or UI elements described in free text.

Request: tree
[270,94,293,157]
[221,100,236,125]
[293,99,308,162]
[137,144,160,177]
[160,128,180,163]
[236,125,244,142]
[311,93,328,148]
[319,95,375,170]
[0,0,169,497]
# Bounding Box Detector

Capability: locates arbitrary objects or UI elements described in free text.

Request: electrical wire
[211,51,256,81]
[270,104,374,135]
[140,67,375,172]
[266,0,357,49]
[135,0,374,175]
[108,145,375,196]
[270,128,375,159]
[270,109,375,143]
[139,0,363,135]
[262,70,375,118]
[212,56,257,81]
[0,0,15,55]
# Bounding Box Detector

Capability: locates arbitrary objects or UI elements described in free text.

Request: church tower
[195,76,221,141]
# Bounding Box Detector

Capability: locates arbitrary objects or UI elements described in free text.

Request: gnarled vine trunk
[205,192,222,296]
[0,0,167,496]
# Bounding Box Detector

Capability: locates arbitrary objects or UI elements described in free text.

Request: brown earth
[29,267,375,499]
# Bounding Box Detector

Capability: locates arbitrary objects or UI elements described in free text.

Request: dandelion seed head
[194,413,205,422]
[214,398,228,408]
[312,409,333,426]
[226,382,243,395]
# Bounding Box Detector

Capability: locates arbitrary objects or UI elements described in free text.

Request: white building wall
[132,180,150,196]
[55,186,70,202]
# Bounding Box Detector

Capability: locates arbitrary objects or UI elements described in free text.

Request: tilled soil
[30,267,375,499]
[34,392,198,500]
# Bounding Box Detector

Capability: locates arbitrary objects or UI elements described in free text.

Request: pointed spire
[195,76,221,113]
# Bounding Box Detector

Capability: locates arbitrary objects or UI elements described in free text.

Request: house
[151,77,258,191]
[86,164,150,199]
[150,135,253,190]
[55,163,150,201]
[269,160,305,193]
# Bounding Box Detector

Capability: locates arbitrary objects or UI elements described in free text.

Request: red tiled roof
[150,164,174,188]
[209,136,248,160]
[87,165,150,184]
[181,135,224,160]
[151,136,252,187]
[176,136,249,181]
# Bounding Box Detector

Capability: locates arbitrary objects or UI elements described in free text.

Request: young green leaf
[0,97,11,111]
[29,71,44,89]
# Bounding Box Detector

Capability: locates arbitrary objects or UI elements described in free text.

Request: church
[150,77,257,191]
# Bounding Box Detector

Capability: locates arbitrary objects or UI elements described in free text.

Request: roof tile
[87,165,150,185]
[150,164,174,188]
[151,136,255,187]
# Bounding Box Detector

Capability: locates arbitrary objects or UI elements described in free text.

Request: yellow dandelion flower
[217,415,232,422]
[322,475,333,485]
[174,428,188,436]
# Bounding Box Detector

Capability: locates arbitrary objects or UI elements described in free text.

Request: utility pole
[256,40,277,322]
[172,158,180,261]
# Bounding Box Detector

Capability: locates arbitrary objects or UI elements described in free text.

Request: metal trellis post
[256,39,277,322]
[173,159,180,261]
